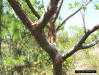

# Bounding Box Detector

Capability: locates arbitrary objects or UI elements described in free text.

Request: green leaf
[68,3,73,9]
[74,1,80,8]
[60,26,64,30]
[94,3,99,10]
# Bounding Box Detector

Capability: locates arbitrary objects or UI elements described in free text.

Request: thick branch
[56,0,92,32]
[78,24,99,45]
[7,0,33,31]
[25,0,40,19]
[37,0,60,29]
[62,24,99,60]
[53,0,64,23]
[81,38,99,49]
[33,29,59,60]
[45,0,63,37]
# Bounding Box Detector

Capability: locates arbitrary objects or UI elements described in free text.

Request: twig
[56,0,92,32]
[80,10,86,33]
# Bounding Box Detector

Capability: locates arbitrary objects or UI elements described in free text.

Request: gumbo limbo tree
[7,0,99,75]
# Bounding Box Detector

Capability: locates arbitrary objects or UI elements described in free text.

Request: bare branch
[56,8,81,32]
[56,0,92,32]
[25,0,40,19]
[81,38,99,49]
[62,24,99,60]
[77,24,99,45]
[7,0,34,32]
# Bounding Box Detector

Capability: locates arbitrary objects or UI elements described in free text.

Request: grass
[66,47,99,75]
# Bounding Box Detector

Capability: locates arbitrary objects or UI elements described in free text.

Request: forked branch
[62,24,99,61]
[37,0,60,29]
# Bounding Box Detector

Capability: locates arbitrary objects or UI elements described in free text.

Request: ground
[67,47,99,75]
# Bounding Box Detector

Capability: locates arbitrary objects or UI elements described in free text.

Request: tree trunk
[53,63,62,75]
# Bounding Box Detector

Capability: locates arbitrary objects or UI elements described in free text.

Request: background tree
[0,0,3,74]
[0,0,3,58]
[1,0,99,75]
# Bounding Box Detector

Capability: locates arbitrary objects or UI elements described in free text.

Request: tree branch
[37,0,60,29]
[81,38,99,49]
[7,0,34,32]
[56,0,92,32]
[53,0,64,24]
[25,0,40,19]
[45,0,64,41]
[62,24,99,61]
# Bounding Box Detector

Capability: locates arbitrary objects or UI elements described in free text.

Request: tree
[7,0,99,75]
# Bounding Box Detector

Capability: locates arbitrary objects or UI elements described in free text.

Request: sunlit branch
[25,0,40,19]
[62,24,99,61]
[81,38,99,49]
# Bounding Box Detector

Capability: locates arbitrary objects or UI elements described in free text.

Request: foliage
[94,3,99,10]
[68,1,80,9]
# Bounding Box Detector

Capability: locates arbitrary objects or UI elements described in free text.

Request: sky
[42,0,99,30]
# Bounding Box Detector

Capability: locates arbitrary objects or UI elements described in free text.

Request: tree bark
[53,63,62,75]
